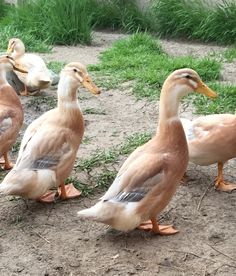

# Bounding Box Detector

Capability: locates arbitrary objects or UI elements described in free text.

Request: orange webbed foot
[60,183,82,200]
[36,190,60,203]
[37,183,81,203]
[138,220,179,235]
[215,180,236,193]
[2,162,14,170]
[1,153,14,170]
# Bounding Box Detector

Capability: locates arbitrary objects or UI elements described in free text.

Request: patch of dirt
[0,32,236,276]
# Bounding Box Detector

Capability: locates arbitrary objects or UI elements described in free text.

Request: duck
[77,68,217,234]
[0,62,100,202]
[181,114,236,193]
[7,38,51,96]
[0,55,25,170]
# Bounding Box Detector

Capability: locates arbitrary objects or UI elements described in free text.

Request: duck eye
[73,68,77,73]
[185,75,191,79]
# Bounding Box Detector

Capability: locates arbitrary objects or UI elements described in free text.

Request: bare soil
[0,31,235,276]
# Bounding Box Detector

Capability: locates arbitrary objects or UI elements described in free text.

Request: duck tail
[77,201,109,222]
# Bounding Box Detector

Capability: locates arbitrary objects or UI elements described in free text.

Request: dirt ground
[0,31,236,276]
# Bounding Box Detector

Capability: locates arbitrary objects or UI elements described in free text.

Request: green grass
[193,83,236,115]
[66,177,94,197]
[0,0,235,50]
[223,46,236,62]
[90,33,221,100]
[0,0,7,18]
[47,61,65,74]
[149,0,236,44]
[77,132,152,171]
[67,169,117,196]
[0,0,150,49]
[83,107,106,115]
[73,132,152,196]
[93,0,150,33]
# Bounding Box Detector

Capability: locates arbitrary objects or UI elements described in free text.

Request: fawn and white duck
[0,62,100,202]
[78,68,216,234]
[0,55,26,170]
[181,113,236,193]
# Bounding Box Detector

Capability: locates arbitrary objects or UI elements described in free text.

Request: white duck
[7,38,51,96]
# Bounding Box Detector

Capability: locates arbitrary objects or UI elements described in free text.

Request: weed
[223,46,236,62]
[94,170,117,190]
[47,61,65,74]
[82,136,92,145]
[83,107,106,115]
[77,132,152,171]
[11,141,21,154]
[66,177,94,197]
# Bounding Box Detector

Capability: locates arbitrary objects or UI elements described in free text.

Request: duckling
[181,114,236,192]
[7,38,51,96]
[0,55,25,170]
[0,62,100,202]
[77,68,216,234]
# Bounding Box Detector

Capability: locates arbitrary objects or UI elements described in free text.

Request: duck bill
[82,75,101,95]
[195,81,217,98]
[7,46,13,54]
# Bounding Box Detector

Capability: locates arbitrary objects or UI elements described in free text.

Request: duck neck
[57,74,81,112]
[158,82,186,130]
[12,47,25,59]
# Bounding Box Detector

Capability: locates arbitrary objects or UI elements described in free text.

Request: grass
[223,46,236,62]
[67,169,117,196]
[0,0,7,18]
[73,132,152,195]
[47,61,65,74]
[83,108,106,115]
[0,0,235,50]
[77,132,152,171]
[90,33,221,100]
[93,0,150,33]
[193,83,236,115]
[149,0,236,44]
[0,0,149,50]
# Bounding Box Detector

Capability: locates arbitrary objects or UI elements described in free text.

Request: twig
[207,243,236,264]
[197,182,212,211]
[34,231,50,244]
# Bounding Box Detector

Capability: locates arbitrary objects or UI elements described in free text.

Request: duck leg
[138,219,179,235]
[215,162,236,193]
[37,183,81,203]
[59,182,81,200]
[1,152,13,170]
[20,84,29,96]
